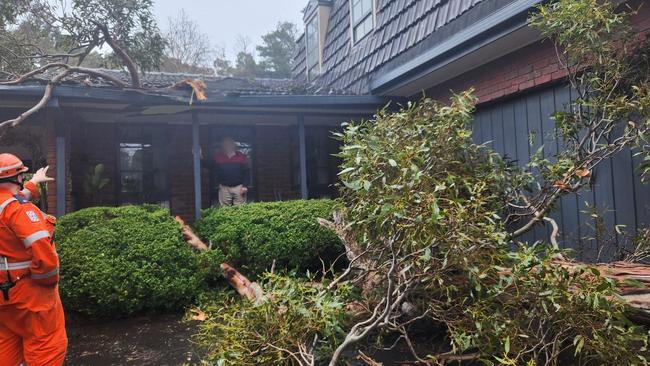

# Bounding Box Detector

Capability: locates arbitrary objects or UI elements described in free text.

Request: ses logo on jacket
[26,211,40,223]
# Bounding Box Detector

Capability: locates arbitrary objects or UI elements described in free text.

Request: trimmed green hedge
[56,205,224,317]
[194,200,343,277]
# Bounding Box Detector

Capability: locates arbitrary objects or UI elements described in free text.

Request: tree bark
[95,22,141,88]
[176,216,265,303]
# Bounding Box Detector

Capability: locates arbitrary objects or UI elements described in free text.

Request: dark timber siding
[473,84,650,261]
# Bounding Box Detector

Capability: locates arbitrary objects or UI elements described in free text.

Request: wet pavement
[64,312,452,365]
[65,312,202,366]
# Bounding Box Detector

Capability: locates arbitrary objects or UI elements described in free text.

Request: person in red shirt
[0,154,67,366]
[211,136,251,207]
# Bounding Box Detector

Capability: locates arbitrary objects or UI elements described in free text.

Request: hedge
[56,205,223,317]
[193,199,343,277]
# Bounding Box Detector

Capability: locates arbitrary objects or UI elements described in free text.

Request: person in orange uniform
[0,153,67,366]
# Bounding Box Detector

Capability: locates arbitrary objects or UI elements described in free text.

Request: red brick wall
[65,122,303,220]
[426,3,650,105]
[44,113,72,216]
[254,125,299,202]
[167,125,196,220]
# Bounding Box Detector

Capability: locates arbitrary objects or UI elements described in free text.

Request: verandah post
[49,97,66,217]
[192,111,202,220]
[298,114,308,200]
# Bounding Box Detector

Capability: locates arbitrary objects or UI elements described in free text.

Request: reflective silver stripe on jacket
[0,197,16,215]
[23,230,50,248]
[31,266,58,279]
[1,260,32,270]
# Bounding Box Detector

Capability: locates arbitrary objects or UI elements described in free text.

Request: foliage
[59,0,166,72]
[193,274,351,366]
[56,205,224,317]
[213,22,297,78]
[194,200,343,278]
[83,164,109,196]
[161,9,214,74]
[334,90,649,364]
[256,22,298,78]
[0,0,165,80]
[504,0,650,237]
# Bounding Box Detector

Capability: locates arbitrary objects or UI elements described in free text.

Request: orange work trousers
[0,294,67,366]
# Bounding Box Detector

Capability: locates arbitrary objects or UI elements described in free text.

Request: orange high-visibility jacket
[0,188,59,308]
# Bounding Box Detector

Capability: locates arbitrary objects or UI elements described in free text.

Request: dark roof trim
[370,0,544,95]
[0,84,394,110]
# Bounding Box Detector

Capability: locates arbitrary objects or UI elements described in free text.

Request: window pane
[353,3,363,23]
[118,127,168,205]
[121,172,143,194]
[354,15,373,42]
[306,16,319,69]
[120,143,143,171]
[352,0,374,43]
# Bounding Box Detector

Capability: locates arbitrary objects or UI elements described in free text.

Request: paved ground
[65,312,202,366]
[64,311,446,365]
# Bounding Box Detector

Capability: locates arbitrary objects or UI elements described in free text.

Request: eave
[0,84,397,117]
[370,0,546,97]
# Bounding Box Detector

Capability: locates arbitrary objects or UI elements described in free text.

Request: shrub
[193,274,351,366]
[193,200,343,277]
[56,205,224,317]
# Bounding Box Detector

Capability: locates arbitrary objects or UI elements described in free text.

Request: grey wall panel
[513,99,530,167]
[502,101,518,162]
[473,84,650,261]
[539,88,563,246]
[611,149,637,246]
[525,92,545,244]
[490,107,505,155]
[555,86,580,250]
[633,153,650,229]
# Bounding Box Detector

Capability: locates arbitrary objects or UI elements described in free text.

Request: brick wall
[426,3,650,105]
[168,125,195,220]
[64,122,304,220]
[44,112,72,216]
[254,125,299,202]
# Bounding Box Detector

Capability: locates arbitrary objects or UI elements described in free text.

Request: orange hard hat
[0,153,28,179]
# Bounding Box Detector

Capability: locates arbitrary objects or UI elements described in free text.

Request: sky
[152,0,308,59]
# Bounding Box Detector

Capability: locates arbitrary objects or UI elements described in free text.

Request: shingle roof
[88,70,323,96]
[3,69,355,97]
[292,0,488,94]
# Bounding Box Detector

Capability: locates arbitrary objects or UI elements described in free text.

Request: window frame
[350,0,376,44]
[305,13,321,81]
[117,125,170,207]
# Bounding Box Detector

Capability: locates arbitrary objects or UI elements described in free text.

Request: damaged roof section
[0,68,362,106]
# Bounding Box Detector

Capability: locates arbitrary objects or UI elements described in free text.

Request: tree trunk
[176,216,265,303]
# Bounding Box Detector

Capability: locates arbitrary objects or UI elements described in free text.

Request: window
[351,0,375,43]
[291,126,341,199]
[118,126,169,206]
[306,15,320,81]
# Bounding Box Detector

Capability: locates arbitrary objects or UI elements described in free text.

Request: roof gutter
[370,0,545,96]
[0,84,395,110]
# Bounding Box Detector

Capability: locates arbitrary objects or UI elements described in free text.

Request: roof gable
[293,0,488,94]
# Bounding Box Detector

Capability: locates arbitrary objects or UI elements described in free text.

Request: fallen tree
[0,0,165,135]
[177,216,266,304]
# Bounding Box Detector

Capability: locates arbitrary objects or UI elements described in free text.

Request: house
[0,73,391,220]
[1,0,649,259]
